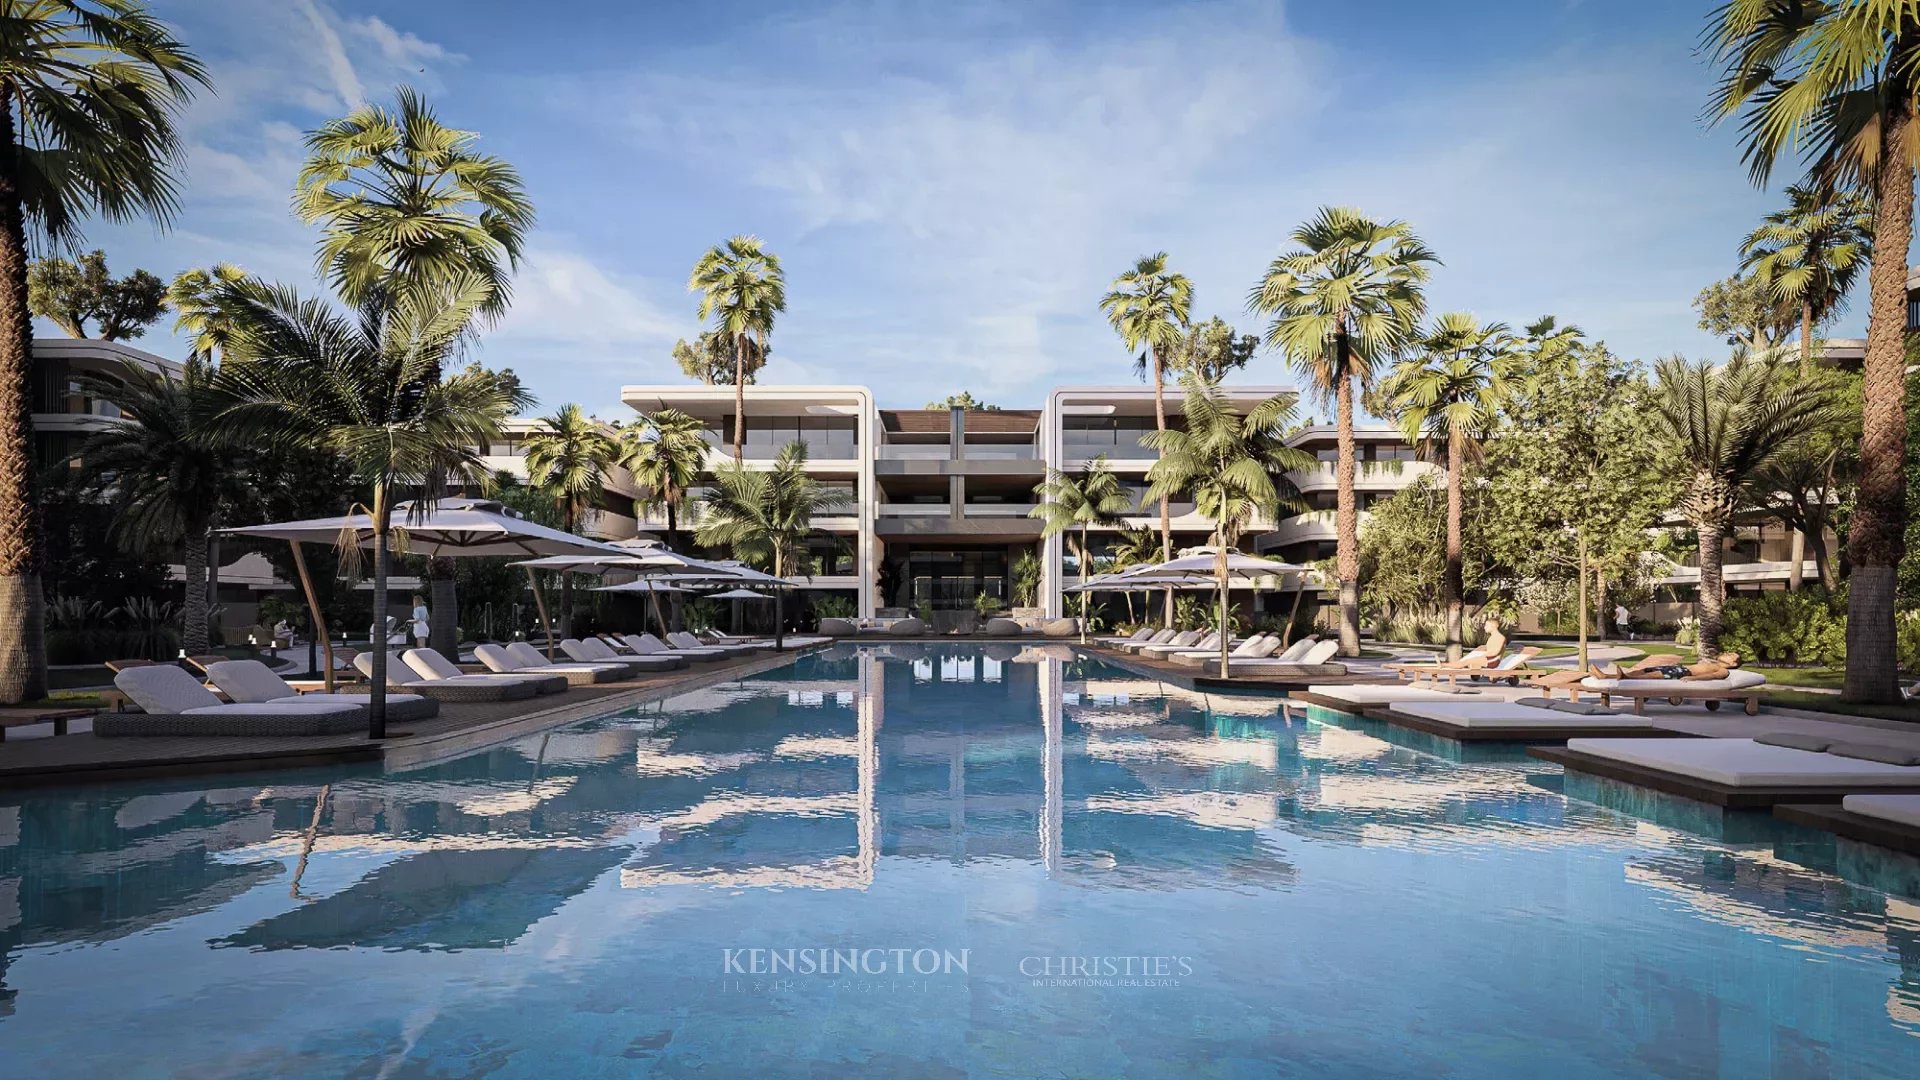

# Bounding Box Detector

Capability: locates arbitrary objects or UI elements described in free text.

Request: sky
[63,0,1823,417]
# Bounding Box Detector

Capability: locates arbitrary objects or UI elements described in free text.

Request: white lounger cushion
[1582,670,1768,692]
[1565,737,1920,788]
[1271,637,1317,662]
[205,659,429,710]
[1842,794,1920,829]
[407,647,472,680]
[640,633,725,657]
[496,641,625,674]
[1394,701,1652,729]
[114,665,354,717]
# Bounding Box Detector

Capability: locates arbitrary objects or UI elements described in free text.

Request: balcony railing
[879,504,951,516]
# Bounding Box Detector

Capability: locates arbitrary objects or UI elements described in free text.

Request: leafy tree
[1030,456,1132,641]
[1740,182,1874,367]
[67,358,243,653]
[1144,372,1312,675]
[1692,273,1795,353]
[0,0,207,704]
[696,442,852,648]
[1011,549,1042,608]
[524,404,618,635]
[1750,366,1861,590]
[1248,206,1437,657]
[923,391,999,410]
[690,235,786,460]
[1705,0,1916,701]
[1169,316,1259,382]
[167,263,249,360]
[1357,476,1491,622]
[1106,523,1162,624]
[1099,252,1193,617]
[1378,312,1519,658]
[296,87,533,319]
[1648,355,1837,657]
[27,250,166,340]
[1482,346,1678,668]
[621,407,709,551]
[211,273,529,737]
[674,329,766,385]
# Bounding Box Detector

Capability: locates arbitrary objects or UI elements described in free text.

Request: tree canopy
[27,250,167,340]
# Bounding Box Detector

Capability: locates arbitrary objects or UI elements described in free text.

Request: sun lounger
[1098,628,1156,647]
[1774,793,1920,858]
[205,659,440,722]
[1378,698,1662,742]
[1579,669,1768,714]
[1140,631,1220,657]
[1202,639,1343,674]
[671,631,761,656]
[631,632,729,661]
[562,636,684,675]
[393,649,562,696]
[1112,628,1176,652]
[1533,736,1920,807]
[1126,629,1200,654]
[470,642,624,685]
[1171,635,1286,667]
[354,651,540,700]
[100,664,366,737]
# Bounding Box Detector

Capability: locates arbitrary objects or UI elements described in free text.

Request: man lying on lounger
[1591,652,1742,681]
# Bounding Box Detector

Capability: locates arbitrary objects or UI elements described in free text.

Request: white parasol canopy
[221,497,624,559]
[707,588,772,600]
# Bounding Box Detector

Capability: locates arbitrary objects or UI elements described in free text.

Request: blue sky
[68,1,1816,415]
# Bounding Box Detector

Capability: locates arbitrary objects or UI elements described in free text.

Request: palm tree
[1739,183,1873,368]
[1648,355,1836,657]
[296,86,534,319]
[1099,253,1194,624]
[168,263,250,361]
[696,441,851,648]
[1248,206,1437,657]
[1378,313,1519,659]
[0,2,207,704]
[1107,524,1162,624]
[69,358,239,654]
[621,408,709,552]
[1030,456,1133,643]
[1706,0,1915,701]
[674,330,766,386]
[524,404,618,636]
[1144,373,1312,676]
[210,274,527,737]
[689,236,786,461]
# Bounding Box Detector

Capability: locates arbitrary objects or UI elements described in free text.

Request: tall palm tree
[1030,456,1133,643]
[0,1,207,704]
[296,86,534,320]
[1099,252,1193,625]
[210,273,527,737]
[524,404,617,636]
[1107,524,1162,624]
[1648,355,1836,656]
[1706,0,1916,701]
[69,358,238,654]
[621,408,709,552]
[689,236,785,461]
[1378,313,1519,659]
[1144,373,1312,676]
[1739,182,1873,367]
[696,441,851,648]
[168,263,250,361]
[1248,206,1437,657]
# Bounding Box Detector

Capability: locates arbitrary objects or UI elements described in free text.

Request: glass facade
[1061,416,1159,458]
[703,416,859,457]
[893,548,1009,610]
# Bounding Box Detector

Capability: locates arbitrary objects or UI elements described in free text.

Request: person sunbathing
[1592,652,1741,682]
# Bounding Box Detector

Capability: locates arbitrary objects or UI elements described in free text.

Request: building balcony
[1287,459,1435,494]
[577,508,640,541]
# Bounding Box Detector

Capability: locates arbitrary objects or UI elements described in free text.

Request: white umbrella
[1130,548,1307,678]
[707,588,772,600]
[221,498,624,693]
[591,580,690,594]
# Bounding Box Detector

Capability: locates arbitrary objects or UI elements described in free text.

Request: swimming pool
[2,643,1916,1077]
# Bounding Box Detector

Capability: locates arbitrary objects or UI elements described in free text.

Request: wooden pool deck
[0,648,814,789]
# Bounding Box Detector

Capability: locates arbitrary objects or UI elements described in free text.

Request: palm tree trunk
[1216,541,1230,679]
[1443,427,1464,661]
[1696,512,1728,659]
[0,85,45,704]
[1844,36,1916,702]
[1285,573,1305,646]
[429,556,458,658]
[772,549,786,650]
[1152,348,1173,628]
[206,533,221,644]
[664,498,682,632]
[1333,340,1361,658]
[1800,299,1815,370]
[560,504,576,638]
[1078,527,1089,644]
[1808,516,1834,590]
[181,520,211,654]
[368,495,392,739]
[732,335,747,462]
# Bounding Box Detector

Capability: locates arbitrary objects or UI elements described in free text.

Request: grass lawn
[14,691,108,710]
[1746,665,1847,692]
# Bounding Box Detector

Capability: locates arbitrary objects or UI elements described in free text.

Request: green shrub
[1898,610,1920,671]
[813,595,855,621]
[1719,591,1847,666]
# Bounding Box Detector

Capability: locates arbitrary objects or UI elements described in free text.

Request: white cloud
[479,244,688,403]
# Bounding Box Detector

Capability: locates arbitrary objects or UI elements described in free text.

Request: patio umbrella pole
[526,566,555,659]
[288,541,335,692]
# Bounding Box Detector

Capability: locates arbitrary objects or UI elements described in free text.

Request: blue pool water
[2,643,1918,1077]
